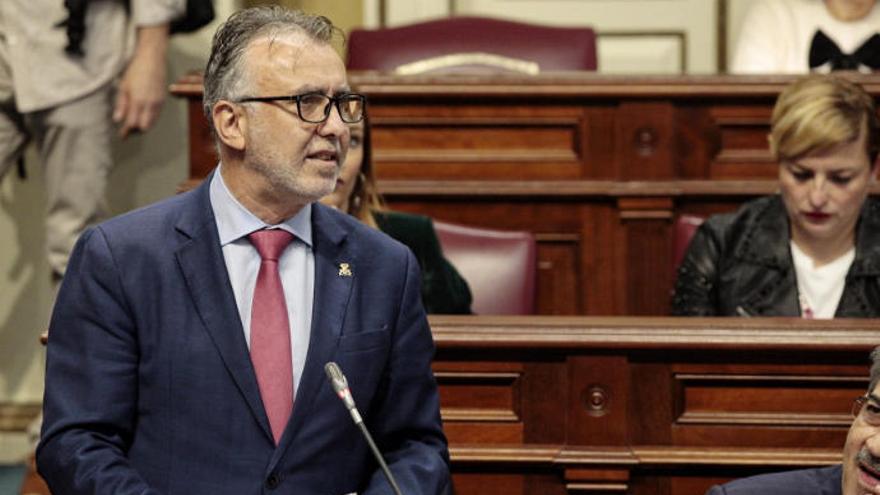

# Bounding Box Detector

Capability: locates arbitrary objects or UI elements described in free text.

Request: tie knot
[248,229,295,261]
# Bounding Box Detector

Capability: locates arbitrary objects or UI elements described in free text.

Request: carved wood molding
[347,72,880,97]
[427,315,880,350]
[676,411,852,427]
[441,408,520,422]
[378,179,782,198]
[448,444,841,467]
[378,179,880,198]
[172,73,880,100]
[617,197,674,220]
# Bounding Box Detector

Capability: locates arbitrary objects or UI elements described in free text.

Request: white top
[0,0,184,112]
[731,0,880,74]
[210,167,315,398]
[791,240,855,319]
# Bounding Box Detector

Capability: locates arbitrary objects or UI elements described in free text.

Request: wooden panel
[522,360,568,444]
[372,114,584,180]
[452,471,527,495]
[567,356,630,446]
[436,371,521,419]
[708,104,775,178]
[676,374,862,426]
[615,102,676,180]
[535,235,581,315]
[617,197,675,315]
[582,107,618,179]
[436,369,523,444]
[171,73,880,316]
[425,315,875,494]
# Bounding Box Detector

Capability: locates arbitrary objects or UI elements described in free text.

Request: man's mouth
[857,448,880,491]
[859,463,880,489]
[308,149,338,164]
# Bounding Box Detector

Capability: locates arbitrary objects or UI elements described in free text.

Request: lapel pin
[338,263,352,277]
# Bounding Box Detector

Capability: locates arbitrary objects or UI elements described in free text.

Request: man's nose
[318,104,348,138]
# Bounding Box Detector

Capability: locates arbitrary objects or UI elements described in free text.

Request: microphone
[324,362,403,495]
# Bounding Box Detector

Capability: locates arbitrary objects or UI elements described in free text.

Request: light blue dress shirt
[209,166,314,399]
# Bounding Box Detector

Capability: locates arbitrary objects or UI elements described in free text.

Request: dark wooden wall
[171,72,880,316]
[430,315,878,495]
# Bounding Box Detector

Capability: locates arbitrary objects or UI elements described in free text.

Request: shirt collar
[209,164,313,247]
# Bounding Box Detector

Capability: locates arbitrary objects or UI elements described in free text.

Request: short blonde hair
[769,75,879,167]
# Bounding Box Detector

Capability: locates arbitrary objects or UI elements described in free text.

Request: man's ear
[212,100,247,151]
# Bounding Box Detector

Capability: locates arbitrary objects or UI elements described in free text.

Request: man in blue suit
[36,6,449,494]
[706,347,880,495]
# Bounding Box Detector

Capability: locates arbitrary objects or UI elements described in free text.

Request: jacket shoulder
[700,196,781,240]
[711,465,841,495]
[93,188,202,244]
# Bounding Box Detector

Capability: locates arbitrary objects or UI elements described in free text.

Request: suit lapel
[174,178,274,443]
[275,204,354,456]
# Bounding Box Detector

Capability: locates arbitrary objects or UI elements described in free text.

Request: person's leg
[29,86,114,284]
[0,24,29,184]
[0,99,28,184]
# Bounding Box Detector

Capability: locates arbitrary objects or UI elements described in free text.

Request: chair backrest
[347,16,597,74]
[672,214,705,275]
[433,220,537,315]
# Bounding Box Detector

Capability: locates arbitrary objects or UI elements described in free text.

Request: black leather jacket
[672,195,880,317]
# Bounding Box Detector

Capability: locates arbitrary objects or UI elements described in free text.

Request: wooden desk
[171,73,880,316]
[430,315,879,495]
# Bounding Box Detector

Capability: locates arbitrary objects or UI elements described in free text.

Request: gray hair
[202,6,343,132]
[869,347,880,394]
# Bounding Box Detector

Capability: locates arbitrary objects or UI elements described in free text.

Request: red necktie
[248,229,295,445]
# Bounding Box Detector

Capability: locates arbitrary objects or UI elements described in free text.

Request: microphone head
[324,362,348,392]
[325,361,356,409]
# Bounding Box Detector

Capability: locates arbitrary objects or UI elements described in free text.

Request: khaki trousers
[0,87,114,278]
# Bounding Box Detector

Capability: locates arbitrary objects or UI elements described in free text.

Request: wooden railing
[429,315,878,494]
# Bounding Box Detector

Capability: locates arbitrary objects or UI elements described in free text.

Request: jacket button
[266,474,281,489]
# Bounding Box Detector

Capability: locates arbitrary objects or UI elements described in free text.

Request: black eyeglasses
[235,92,366,124]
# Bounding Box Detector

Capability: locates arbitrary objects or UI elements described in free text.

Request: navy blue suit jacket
[36,177,450,494]
[706,465,842,495]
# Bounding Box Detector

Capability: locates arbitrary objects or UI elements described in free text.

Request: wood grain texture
[428,315,873,494]
[171,73,880,316]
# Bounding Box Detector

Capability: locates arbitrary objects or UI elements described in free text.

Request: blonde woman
[673,74,880,317]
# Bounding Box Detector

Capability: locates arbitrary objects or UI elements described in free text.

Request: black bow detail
[55,0,89,57]
[808,29,880,71]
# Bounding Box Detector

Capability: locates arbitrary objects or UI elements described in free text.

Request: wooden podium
[430,315,877,494]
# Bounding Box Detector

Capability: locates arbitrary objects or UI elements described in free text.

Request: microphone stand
[325,362,403,495]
